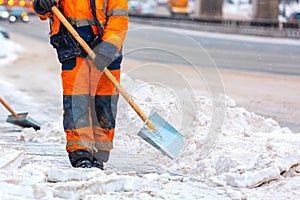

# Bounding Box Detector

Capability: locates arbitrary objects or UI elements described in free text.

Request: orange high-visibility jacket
[31,0,128,51]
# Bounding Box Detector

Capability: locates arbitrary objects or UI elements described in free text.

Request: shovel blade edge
[137,111,185,159]
[6,113,42,130]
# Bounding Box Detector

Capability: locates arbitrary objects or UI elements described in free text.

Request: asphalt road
[2,16,300,76]
[125,23,300,76]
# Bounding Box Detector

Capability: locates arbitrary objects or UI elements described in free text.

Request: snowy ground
[1,29,300,199]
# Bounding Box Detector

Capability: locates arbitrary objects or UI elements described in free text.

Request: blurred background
[0,0,299,22]
[0,0,299,45]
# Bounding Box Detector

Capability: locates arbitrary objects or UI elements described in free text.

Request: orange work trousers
[61,56,121,153]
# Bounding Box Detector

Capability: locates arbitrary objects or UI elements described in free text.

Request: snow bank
[16,72,300,195]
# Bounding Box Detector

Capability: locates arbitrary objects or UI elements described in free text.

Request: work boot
[92,159,104,170]
[93,150,110,170]
[75,159,92,168]
[68,150,93,168]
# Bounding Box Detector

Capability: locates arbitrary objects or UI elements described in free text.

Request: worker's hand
[93,53,112,72]
[38,0,56,12]
[93,42,118,72]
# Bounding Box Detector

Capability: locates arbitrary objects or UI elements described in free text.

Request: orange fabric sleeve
[102,0,128,51]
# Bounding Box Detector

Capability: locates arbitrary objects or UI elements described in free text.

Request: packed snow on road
[1,30,300,200]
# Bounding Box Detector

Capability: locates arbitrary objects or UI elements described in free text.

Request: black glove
[93,53,113,72]
[38,0,56,12]
[93,41,118,72]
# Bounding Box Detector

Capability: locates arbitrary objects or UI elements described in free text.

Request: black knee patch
[63,95,91,130]
[92,95,119,129]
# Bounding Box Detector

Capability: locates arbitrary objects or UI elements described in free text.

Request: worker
[31,0,128,169]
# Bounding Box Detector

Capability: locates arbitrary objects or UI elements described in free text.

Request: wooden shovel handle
[0,97,19,118]
[51,7,156,130]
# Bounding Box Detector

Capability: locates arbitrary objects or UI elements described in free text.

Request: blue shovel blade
[6,113,41,130]
[137,111,185,159]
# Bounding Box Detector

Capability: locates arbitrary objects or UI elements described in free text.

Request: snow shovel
[51,7,184,158]
[0,97,41,130]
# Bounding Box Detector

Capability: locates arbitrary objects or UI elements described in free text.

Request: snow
[0,33,23,67]
[1,27,300,199]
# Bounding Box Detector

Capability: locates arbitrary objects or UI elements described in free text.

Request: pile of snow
[114,75,300,190]
[16,72,300,196]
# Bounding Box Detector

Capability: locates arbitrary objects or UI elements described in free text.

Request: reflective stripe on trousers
[61,56,121,153]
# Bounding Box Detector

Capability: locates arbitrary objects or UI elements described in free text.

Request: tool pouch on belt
[50,25,82,63]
